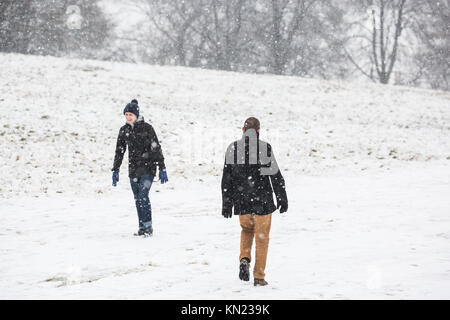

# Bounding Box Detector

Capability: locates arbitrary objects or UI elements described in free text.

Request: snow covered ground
[0,53,449,299]
[1,163,449,299]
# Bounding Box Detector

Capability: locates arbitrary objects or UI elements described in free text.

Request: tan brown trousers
[239,213,272,279]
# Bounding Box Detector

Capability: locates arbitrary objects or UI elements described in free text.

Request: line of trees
[124,0,449,90]
[134,0,347,78]
[1,0,448,90]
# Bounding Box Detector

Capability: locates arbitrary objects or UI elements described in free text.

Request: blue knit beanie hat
[123,99,139,117]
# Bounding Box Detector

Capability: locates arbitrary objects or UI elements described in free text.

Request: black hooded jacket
[221,130,288,216]
[112,116,165,177]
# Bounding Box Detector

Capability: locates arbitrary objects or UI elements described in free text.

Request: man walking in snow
[112,99,168,237]
[221,117,288,286]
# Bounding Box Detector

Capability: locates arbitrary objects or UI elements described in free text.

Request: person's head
[123,99,139,124]
[242,117,260,133]
[124,112,137,124]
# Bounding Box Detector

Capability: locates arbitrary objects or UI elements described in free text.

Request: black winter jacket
[112,116,165,178]
[221,130,288,216]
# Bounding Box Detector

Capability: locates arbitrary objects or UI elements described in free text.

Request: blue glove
[112,170,119,186]
[159,169,168,184]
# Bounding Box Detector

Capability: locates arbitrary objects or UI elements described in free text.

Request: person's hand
[112,170,119,186]
[159,169,168,184]
[222,207,232,218]
[277,201,288,213]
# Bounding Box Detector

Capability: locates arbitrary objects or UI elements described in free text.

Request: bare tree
[189,0,248,71]
[139,0,203,66]
[344,0,407,84]
[262,0,318,75]
[372,0,407,84]
[411,0,450,90]
[290,0,349,79]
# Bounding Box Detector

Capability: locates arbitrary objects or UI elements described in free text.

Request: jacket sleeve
[270,170,288,207]
[268,145,288,207]
[148,125,166,170]
[221,143,235,214]
[112,127,127,171]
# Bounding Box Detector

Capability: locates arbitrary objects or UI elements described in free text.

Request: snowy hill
[0,53,449,198]
[0,53,449,299]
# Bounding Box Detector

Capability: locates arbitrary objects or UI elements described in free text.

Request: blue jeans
[129,174,154,230]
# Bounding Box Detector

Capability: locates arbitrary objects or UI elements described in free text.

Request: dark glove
[159,169,168,184]
[277,201,288,213]
[222,207,232,218]
[112,170,119,187]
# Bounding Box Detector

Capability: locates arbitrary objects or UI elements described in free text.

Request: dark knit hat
[123,99,139,117]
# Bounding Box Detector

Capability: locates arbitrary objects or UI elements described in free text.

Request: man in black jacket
[112,99,168,237]
[221,117,288,286]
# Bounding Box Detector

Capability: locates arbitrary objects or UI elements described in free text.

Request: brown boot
[254,278,268,286]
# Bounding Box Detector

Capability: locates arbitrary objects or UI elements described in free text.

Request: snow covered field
[0,53,449,299]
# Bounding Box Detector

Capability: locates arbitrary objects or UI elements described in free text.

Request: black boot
[239,258,250,281]
[142,226,153,237]
[134,226,153,237]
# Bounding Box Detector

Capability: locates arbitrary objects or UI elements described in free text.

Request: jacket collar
[241,128,260,140]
